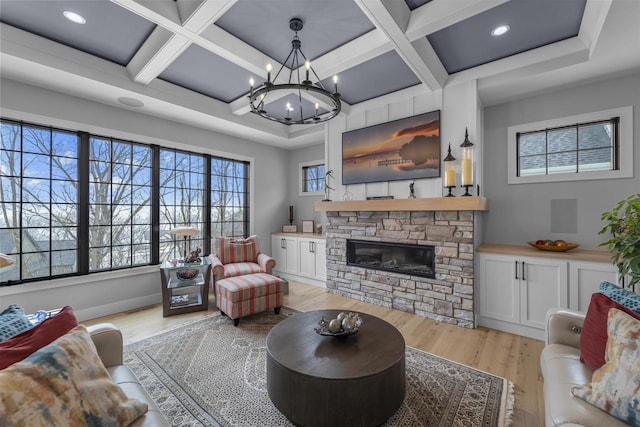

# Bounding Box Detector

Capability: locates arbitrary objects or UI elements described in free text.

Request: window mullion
[77,132,90,275]
[151,145,160,265]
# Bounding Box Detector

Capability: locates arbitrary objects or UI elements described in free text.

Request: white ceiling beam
[405,0,510,41]
[354,0,444,91]
[122,0,238,84]
[452,37,589,87]
[578,0,613,56]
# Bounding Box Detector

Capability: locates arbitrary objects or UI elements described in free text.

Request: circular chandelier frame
[248,18,342,126]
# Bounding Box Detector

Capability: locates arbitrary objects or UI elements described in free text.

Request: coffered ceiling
[0,0,638,149]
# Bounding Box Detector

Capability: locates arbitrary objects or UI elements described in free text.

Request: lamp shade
[170,227,199,237]
[0,253,15,268]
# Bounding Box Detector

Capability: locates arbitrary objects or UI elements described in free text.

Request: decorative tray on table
[527,240,579,252]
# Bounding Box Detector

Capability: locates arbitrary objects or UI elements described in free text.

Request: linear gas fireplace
[347,239,435,279]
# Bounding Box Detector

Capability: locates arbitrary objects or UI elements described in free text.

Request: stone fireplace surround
[324,209,476,328]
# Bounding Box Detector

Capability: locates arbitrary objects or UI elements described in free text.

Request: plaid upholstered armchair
[208,235,275,281]
[209,236,284,326]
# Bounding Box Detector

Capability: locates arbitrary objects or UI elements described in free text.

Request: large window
[211,158,249,238]
[0,122,79,282]
[0,118,250,286]
[89,137,152,271]
[507,106,633,184]
[159,150,206,262]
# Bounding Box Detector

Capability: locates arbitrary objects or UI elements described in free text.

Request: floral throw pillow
[0,304,32,342]
[0,325,148,426]
[572,308,640,426]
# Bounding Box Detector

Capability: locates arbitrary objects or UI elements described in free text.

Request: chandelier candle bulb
[333,75,338,93]
[266,63,272,83]
[305,60,310,82]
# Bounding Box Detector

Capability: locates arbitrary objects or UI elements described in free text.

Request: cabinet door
[569,261,619,311]
[478,254,520,324]
[520,257,568,329]
[298,238,316,277]
[282,237,298,274]
[314,240,326,280]
[271,236,285,271]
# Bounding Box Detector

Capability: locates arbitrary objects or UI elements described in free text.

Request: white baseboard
[274,271,326,288]
[74,293,162,322]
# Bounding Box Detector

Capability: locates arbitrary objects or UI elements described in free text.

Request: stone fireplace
[319,199,484,328]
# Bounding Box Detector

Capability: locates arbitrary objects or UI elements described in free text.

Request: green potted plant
[599,194,640,289]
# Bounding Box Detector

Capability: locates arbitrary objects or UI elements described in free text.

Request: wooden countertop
[477,243,614,263]
[272,231,326,239]
[314,196,488,212]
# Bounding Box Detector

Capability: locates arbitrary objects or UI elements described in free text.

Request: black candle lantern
[443,143,456,197]
[460,128,474,196]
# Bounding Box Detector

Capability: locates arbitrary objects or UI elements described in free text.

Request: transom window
[300,161,325,195]
[517,119,618,177]
[508,107,633,184]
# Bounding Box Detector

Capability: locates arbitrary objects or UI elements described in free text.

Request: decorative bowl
[314,312,363,337]
[176,268,199,281]
[527,241,580,252]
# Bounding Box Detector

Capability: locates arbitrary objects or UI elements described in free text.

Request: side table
[159,258,211,317]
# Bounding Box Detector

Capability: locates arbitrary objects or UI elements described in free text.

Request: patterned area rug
[124,309,514,426]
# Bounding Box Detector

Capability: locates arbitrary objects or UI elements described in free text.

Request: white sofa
[88,323,170,427]
[540,308,628,427]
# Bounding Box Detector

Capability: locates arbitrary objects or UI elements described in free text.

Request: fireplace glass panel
[347,239,435,278]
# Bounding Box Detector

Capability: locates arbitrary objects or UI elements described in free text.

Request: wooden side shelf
[314,196,489,212]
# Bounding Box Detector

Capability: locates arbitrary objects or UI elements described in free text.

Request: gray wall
[483,72,640,249]
[287,143,325,231]
[0,78,289,319]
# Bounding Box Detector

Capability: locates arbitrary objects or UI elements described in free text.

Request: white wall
[482,72,640,249]
[0,78,289,319]
[288,143,325,230]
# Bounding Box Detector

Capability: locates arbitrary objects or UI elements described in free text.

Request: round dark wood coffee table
[266,310,405,427]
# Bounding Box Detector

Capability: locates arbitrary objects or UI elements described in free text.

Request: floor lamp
[170,227,199,261]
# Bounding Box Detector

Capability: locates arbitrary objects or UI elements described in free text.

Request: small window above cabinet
[299,161,325,196]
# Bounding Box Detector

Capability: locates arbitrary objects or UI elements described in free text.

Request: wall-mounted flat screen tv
[342,110,441,185]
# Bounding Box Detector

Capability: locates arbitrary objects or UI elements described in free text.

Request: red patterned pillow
[580,293,640,371]
[214,236,259,264]
[0,306,78,369]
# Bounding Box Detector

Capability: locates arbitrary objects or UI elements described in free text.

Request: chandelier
[248,18,341,125]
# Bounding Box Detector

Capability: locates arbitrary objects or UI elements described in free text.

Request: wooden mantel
[314,196,489,212]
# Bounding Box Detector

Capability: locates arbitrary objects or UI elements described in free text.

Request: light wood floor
[85,281,545,427]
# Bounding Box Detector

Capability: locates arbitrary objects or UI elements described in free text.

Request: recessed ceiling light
[491,24,510,37]
[63,11,86,24]
[118,97,144,108]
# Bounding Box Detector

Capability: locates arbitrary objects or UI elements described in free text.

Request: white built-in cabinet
[477,244,619,340]
[271,233,326,287]
[271,235,298,275]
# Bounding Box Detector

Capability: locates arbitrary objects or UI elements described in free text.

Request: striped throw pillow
[214,236,259,264]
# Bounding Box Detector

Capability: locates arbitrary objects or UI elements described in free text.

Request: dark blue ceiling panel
[0,0,155,66]
[427,0,586,74]
[320,50,421,105]
[159,44,253,103]
[404,0,433,11]
[215,0,375,64]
